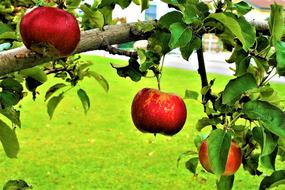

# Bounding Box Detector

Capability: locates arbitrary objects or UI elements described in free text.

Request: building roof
[245,0,285,9]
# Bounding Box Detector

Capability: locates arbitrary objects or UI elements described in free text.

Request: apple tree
[0,0,285,189]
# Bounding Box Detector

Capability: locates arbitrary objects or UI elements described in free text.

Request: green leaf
[184,90,199,100]
[77,89,90,114]
[0,107,21,127]
[80,4,105,29]
[235,56,251,77]
[138,51,160,72]
[116,0,132,8]
[158,11,183,29]
[185,157,198,174]
[177,150,197,167]
[0,32,17,40]
[252,127,263,146]
[0,23,13,35]
[160,0,184,10]
[169,22,192,49]
[0,78,23,93]
[66,0,82,10]
[45,83,67,102]
[233,1,252,15]
[243,100,285,138]
[259,170,285,190]
[47,93,64,119]
[111,57,148,82]
[260,129,278,170]
[182,4,199,24]
[222,73,257,105]
[87,71,109,92]
[217,175,235,190]
[0,119,19,158]
[275,40,285,76]
[99,6,113,25]
[132,0,140,5]
[134,21,155,33]
[180,36,201,61]
[148,31,171,55]
[243,153,262,176]
[269,3,284,45]
[207,129,231,176]
[25,77,43,98]
[207,13,256,50]
[3,179,31,190]
[196,117,222,131]
[141,0,149,12]
[19,67,47,83]
[0,92,20,108]
[194,134,204,150]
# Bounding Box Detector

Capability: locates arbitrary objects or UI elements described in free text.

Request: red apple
[199,140,242,176]
[131,88,187,135]
[20,6,80,56]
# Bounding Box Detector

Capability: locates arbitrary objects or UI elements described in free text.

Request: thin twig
[196,47,217,130]
[105,45,138,58]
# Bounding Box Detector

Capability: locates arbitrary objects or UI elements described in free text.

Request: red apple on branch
[131,88,187,136]
[199,140,242,176]
[20,6,80,56]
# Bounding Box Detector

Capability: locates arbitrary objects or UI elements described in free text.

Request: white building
[84,0,171,22]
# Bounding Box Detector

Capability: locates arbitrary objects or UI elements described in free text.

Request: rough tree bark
[0,21,153,76]
[0,20,268,77]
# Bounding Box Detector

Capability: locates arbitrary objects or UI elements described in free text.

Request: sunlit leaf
[184,90,199,100]
[169,22,192,49]
[87,71,109,92]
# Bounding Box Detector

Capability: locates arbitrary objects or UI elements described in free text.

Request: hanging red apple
[199,140,242,176]
[131,88,187,136]
[20,6,80,56]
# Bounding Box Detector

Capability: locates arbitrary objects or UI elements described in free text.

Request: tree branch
[197,47,217,130]
[0,20,269,76]
[0,21,154,76]
[104,45,138,58]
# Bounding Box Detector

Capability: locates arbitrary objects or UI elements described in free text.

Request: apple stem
[156,74,161,91]
[156,55,165,91]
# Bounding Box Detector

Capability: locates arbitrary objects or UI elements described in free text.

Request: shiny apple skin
[131,88,187,136]
[20,6,80,56]
[199,140,242,176]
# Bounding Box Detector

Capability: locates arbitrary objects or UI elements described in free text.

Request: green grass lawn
[0,55,284,190]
